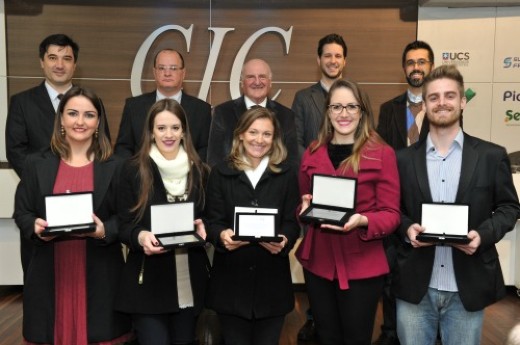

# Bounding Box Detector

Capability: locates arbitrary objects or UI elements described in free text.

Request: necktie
[408,101,422,144]
[57,94,63,100]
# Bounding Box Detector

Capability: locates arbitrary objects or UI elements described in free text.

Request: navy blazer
[377,92,429,151]
[207,96,298,168]
[114,91,212,161]
[291,82,327,157]
[394,133,520,311]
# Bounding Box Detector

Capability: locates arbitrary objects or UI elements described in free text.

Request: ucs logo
[442,52,470,61]
[503,57,520,68]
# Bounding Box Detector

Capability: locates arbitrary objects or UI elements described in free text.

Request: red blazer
[296,139,400,289]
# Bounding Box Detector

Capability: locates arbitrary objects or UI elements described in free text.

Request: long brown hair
[50,86,112,161]
[228,106,287,172]
[310,79,382,174]
[131,99,208,221]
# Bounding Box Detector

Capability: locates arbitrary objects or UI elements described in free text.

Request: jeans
[396,288,483,345]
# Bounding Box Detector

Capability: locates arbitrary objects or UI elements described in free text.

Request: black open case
[299,174,357,226]
[42,192,96,237]
[151,201,205,248]
[416,202,471,244]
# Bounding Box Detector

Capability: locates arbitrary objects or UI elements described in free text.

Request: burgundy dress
[25,160,131,345]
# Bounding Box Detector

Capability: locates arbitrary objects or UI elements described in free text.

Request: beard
[406,70,425,88]
[428,107,461,128]
[322,65,342,80]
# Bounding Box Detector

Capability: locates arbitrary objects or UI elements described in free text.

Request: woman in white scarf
[116,99,210,345]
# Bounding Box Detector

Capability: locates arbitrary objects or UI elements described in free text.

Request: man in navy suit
[6,34,81,279]
[115,49,211,161]
[373,40,435,345]
[207,58,298,167]
[394,65,519,345]
[6,34,80,178]
[291,33,347,158]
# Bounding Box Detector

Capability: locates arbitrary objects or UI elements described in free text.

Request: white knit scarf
[149,143,194,308]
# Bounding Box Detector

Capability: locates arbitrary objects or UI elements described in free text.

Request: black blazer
[114,91,212,161]
[206,96,299,168]
[13,151,130,343]
[377,92,429,151]
[205,160,300,319]
[6,81,112,177]
[115,158,210,315]
[394,133,520,311]
[291,82,327,157]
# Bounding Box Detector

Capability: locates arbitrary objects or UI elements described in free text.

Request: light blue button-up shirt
[425,129,464,292]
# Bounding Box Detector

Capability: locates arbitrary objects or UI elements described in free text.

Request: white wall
[418,6,520,153]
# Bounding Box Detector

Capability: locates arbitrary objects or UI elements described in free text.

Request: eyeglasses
[155,65,184,73]
[328,103,361,115]
[405,59,431,68]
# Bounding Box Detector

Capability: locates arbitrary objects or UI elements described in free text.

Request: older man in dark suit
[207,58,298,167]
[115,49,211,160]
[394,65,520,345]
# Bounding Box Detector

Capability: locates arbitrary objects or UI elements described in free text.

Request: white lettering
[131,24,193,96]
[229,26,293,100]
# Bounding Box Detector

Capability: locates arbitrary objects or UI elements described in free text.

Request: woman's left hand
[77,213,105,239]
[260,235,288,254]
[320,213,367,232]
[194,219,206,240]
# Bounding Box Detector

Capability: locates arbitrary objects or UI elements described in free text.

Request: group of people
[5,32,519,345]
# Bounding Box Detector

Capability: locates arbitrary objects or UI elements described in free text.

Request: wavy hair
[228,106,287,172]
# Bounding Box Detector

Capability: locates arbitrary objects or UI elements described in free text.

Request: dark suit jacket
[115,158,210,315]
[205,160,300,319]
[114,91,212,161]
[207,96,298,168]
[291,82,327,157]
[6,81,111,178]
[13,151,130,343]
[377,92,429,151]
[394,133,520,311]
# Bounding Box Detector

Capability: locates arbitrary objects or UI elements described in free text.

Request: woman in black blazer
[14,86,131,344]
[206,106,300,345]
[115,99,210,345]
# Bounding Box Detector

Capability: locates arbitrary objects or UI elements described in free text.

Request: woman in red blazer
[296,79,401,345]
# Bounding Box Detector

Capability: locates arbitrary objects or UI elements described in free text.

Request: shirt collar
[407,89,423,104]
[244,95,267,109]
[156,89,182,103]
[426,128,464,153]
[45,81,72,102]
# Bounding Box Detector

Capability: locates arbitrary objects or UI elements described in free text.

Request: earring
[60,126,65,136]
[95,128,99,138]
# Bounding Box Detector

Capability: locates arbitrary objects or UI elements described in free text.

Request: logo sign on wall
[503,57,520,69]
[442,52,471,67]
[504,90,520,126]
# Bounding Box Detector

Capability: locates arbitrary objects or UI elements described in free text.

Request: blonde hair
[310,79,382,174]
[228,106,286,172]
